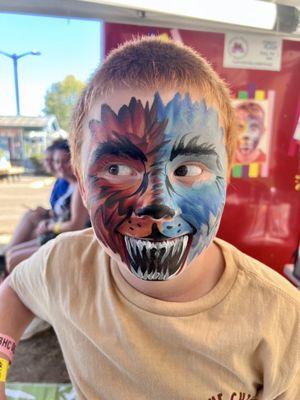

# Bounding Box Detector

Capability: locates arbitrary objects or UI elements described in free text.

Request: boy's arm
[0,280,34,399]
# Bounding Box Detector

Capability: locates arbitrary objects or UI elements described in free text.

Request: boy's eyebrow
[170,137,218,160]
[91,135,147,164]
[170,136,223,170]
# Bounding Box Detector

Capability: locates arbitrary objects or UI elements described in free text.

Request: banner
[224,32,282,71]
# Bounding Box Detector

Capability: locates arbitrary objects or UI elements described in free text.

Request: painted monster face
[84,92,227,281]
[236,110,264,155]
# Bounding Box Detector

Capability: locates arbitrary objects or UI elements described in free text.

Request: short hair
[70,36,236,173]
[47,139,70,155]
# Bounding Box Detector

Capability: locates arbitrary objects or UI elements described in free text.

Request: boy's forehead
[80,89,227,175]
[85,88,222,130]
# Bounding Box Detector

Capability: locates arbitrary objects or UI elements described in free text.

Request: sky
[0,13,102,116]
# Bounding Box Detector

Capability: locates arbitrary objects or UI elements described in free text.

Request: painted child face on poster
[236,102,265,157]
[82,92,227,281]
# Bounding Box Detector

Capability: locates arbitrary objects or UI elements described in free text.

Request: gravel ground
[0,175,70,383]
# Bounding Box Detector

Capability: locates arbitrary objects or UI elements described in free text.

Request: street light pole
[12,56,20,116]
[0,49,41,115]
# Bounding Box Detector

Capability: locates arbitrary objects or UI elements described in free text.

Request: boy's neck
[118,241,225,302]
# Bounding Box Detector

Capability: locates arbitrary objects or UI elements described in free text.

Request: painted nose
[135,204,175,219]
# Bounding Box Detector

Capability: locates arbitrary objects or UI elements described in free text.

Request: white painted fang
[137,240,144,257]
[125,238,134,260]
[146,265,152,279]
[129,238,138,256]
[128,246,134,260]
[137,266,143,278]
[146,241,152,258]
[171,240,178,257]
[164,270,170,280]
[154,270,161,280]
[183,235,188,249]
[130,265,136,275]
[148,272,155,280]
[179,235,188,261]
[161,246,169,264]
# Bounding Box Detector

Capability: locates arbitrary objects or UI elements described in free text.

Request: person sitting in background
[4,140,89,273]
[1,140,70,255]
[48,142,70,213]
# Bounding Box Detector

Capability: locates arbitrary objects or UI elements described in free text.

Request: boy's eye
[107,164,135,176]
[174,164,203,177]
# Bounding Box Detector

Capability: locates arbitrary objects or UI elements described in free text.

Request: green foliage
[44,75,85,131]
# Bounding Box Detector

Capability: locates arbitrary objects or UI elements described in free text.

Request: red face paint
[85,97,170,270]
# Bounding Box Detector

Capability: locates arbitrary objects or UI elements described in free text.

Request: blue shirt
[49,178,70,210]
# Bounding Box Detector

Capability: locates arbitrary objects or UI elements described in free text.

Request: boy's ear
[74,168,88,208]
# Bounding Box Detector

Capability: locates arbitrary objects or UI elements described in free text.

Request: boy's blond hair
[70,36,236,173]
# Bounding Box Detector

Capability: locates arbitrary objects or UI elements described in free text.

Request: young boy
[0,37,299,400]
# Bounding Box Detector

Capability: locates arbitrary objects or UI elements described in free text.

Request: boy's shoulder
[41,228,108,291]
[47,228,105,267]
[215,238,300,308]
[53,227,97,247]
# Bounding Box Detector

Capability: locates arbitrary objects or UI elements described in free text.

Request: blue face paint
[86,92,226,280]
[153,92,226,266]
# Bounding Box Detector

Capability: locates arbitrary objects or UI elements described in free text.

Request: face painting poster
[232,96,273,178]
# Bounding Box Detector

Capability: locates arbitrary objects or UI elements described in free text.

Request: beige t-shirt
[9,229,300,400]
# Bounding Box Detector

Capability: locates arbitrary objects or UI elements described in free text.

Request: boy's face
[81,91,227,281]
[236,109,264,155]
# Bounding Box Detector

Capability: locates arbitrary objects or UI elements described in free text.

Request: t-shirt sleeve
[8,239,56,323]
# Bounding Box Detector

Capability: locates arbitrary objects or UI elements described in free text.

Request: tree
[44,75,85,131]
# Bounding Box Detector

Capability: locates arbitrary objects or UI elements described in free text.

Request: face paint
[236,110,264,155]
[84,92,227,281]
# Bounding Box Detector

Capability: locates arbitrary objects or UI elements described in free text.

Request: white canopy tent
[0,0,299,39]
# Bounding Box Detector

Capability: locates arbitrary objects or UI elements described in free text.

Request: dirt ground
[0,175,70,383]
[8,329,70,383]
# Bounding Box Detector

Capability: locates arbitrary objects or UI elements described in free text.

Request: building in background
[0,115,67,173]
